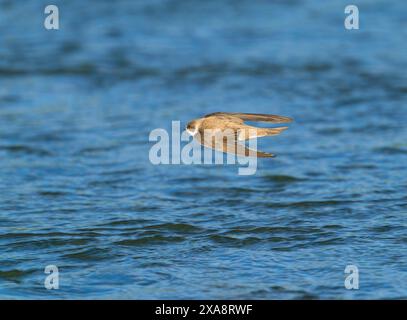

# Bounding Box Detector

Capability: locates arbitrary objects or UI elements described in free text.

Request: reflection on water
[0,0,407,299]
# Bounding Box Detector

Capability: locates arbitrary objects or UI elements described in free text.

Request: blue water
[0,0,407,299]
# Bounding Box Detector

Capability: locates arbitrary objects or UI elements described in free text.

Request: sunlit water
[0,0,406,299]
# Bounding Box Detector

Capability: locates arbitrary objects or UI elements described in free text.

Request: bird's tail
[256,126,288,137]
[238,126,289,140]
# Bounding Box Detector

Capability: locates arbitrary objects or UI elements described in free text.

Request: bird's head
[186,120,199,136]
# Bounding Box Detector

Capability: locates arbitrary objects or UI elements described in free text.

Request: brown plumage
[186,112,293,157]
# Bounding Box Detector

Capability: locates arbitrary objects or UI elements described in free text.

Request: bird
[185,112,293,157]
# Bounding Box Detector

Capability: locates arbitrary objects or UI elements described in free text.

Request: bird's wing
[204,112,293,124]
[195,130,274,158]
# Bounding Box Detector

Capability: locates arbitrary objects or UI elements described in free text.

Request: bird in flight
[185,112,293,157]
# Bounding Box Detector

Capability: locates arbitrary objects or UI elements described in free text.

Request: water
[0,0,406,299]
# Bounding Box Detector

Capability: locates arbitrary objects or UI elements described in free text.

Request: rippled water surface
[1,0,407,299]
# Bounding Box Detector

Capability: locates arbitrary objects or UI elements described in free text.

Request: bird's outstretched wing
[195,131,274,158]
[204,112,293,124]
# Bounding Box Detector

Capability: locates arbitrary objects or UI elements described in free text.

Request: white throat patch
[186,128,198,136]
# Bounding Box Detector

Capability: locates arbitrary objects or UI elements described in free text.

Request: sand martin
[186,112,293,157]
